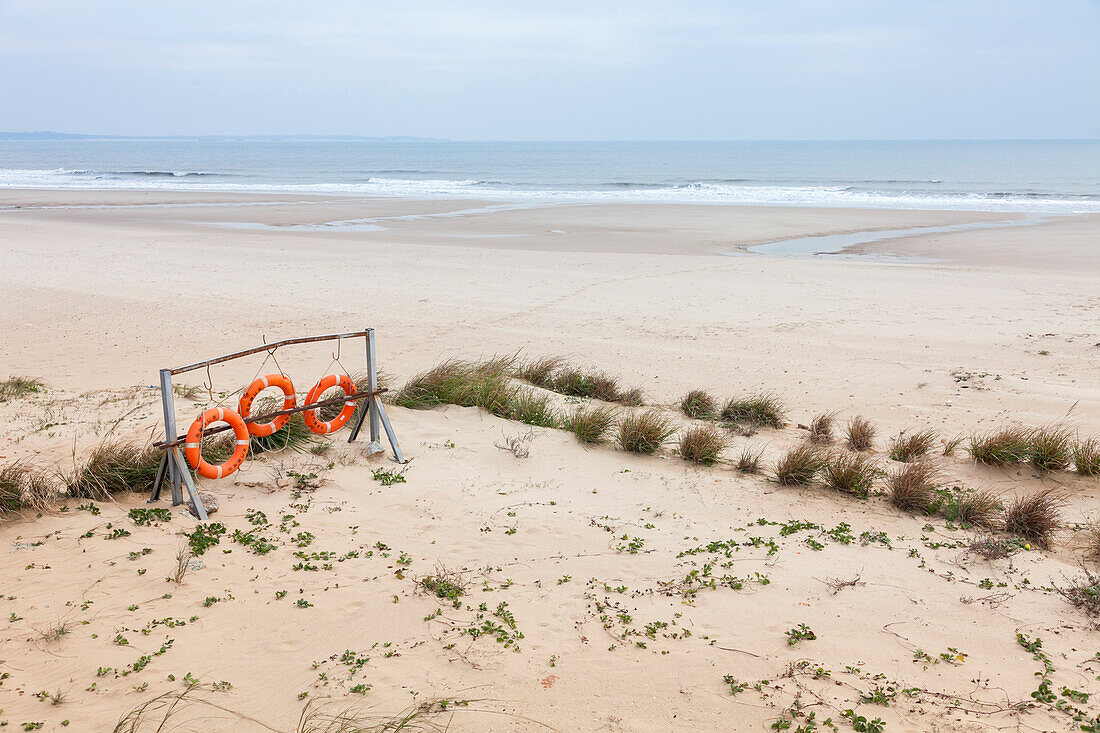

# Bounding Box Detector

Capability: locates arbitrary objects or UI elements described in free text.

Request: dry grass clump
[1002,489,1062,549]
[821,451,878,498]
[680,389,717,420]
[506,390,559,428]
[615,387,645,407]
[736,445,764,474]
[678,425,727,465]
[114,686,462,733]
[1054,569,1100,618]
[1024,425,1073,472]
[394,358,516,416]
[563,405,617,445]
[617,409,675,454]
[418,565,468,607]
[66,441,161,500]
[721,393,786,429]
[967,427,1030,466]
[0,375,45,402]
[1075,519,1100,559]
[772,444,824,486]
[889,428,936,463]
[968,536,1023,561]
[1,462,57,515]
[1072,436,1100,476]
[846,416,875,452]
[518,355,565,389]
[808,412,837,445]
[888,461,939,512]
[929,485,1001,528]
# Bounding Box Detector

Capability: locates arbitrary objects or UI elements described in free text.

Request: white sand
[1,191,1098,731]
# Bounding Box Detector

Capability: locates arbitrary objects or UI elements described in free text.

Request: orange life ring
[184,407,250,480]
[237,374,296,437]
[303,374,357,434]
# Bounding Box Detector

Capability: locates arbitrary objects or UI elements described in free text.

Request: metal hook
[205,361,214,402]
[332,336,343,362]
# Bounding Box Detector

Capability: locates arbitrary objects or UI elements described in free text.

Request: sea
[1,139,1098,212]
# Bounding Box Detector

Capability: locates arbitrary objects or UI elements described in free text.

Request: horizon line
[2,132,1099,144]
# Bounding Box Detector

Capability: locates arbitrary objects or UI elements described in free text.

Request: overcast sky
[1,1,1097,140]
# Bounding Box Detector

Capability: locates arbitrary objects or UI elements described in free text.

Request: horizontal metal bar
[169,330,374,375]
[153,388,387,448]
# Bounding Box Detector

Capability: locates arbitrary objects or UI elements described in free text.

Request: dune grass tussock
[617,409,676,454]
[889,429,937,463]
[0,464,22,514]
[821,451,878,498]
[1002,489,1063,549]
[967,427,1030,467]
[254,414,319,455]
[678,425,727,466]
[1,462,57,515]
[846,417,875,452]
[394,358,516,416]
[519,356,644,406]
[66,441,162,500]
[772,444,824,486]
[507,389,559,428]
[808,412,837,445]
[1025,425,1074,472]
[557,369,642,406]
[736,445,764,474]
[550,367,593,397]
[0,375,45,402]
[240,395,322,455]
[680,389,717,420]
[518,355,565,389]
[888,461,939,512]
[1075,437,1100,476]
[721,393,786,429]
[930,485,1001,528]
[563,405,617,445]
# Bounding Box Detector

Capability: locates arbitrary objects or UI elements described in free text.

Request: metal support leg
[349,328,383,454]
[158,369,182,506]
[149,451,168,503]
[170,447,208,521]
[374,397,405,463]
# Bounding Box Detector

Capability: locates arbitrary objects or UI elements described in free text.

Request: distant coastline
[0,131,443,142]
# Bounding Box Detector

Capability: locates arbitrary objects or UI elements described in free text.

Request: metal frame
[150,329,404,517]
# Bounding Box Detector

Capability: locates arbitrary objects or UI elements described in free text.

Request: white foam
[1,168,1098,213]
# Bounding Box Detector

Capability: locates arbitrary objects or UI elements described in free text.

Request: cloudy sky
[1,1,1097,139]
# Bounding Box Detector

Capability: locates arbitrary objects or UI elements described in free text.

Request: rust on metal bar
[153,388,387,448]
[169,330,374,375]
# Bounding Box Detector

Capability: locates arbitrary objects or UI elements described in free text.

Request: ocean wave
[34,168,224,178]
[1,168,1097,213]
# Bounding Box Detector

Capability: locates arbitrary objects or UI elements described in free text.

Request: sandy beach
[2,190,1099,731]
